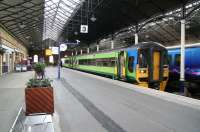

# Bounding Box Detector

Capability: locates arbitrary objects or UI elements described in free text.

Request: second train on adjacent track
[64,42,169,91]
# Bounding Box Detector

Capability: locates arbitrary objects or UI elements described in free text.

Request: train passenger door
[127,49,137,80]
[118,51,126,79]
[153,51,161,81]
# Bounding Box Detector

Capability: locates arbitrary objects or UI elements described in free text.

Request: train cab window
[175,54,180,66]
[128,56,134,73]
[138,51,147,68]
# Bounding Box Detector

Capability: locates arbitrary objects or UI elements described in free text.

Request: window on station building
[175,54,180,66]
[128,56,134,73]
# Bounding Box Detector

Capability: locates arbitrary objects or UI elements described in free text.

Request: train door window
[175,54,180,66]
[128,56,134,73]
[168,55,172,65]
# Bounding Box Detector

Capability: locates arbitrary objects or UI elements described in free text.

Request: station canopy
[0,0,44,49]
[0,0,200,50]
[58,0,200,48]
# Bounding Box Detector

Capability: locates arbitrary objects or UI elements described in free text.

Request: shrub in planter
[27,78,52,87]
[33,63,45,79]
[25,78,54,115]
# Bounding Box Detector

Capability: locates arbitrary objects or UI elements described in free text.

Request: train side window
[128,56,134,73]
[175,54,180,66]
[111,58,116,67]
[65,60,69,64]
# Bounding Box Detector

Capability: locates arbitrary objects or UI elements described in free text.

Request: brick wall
[0,27,28,75]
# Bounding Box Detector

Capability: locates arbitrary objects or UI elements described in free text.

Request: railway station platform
[47,67,200,132]
[1,67,200,132]
[0,71,33,132]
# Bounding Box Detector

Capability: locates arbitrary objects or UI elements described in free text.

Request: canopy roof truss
[0,0,44,48]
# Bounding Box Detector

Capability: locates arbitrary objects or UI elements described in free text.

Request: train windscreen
[138,49,148,68]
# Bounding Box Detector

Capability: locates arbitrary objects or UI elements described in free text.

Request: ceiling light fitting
[90,14,97,22]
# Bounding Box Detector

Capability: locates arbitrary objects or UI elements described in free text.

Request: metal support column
[111,40,114,49]
[180,19,186,95]
[97,45,99,52]
[135,33,138,44]
[87,48,90,53]
[135,25,139,45]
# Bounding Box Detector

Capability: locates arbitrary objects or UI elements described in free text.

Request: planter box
[25,87,54,115]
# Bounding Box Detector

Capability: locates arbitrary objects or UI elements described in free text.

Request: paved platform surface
[0,71,33,132]
[46,67,200,132]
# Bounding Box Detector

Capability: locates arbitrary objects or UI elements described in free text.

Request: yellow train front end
[135,43,169,91]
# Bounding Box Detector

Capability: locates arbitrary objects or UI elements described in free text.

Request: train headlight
[140,70,146,73]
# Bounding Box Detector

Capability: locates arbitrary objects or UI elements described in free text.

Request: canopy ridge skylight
[43,0,84,41]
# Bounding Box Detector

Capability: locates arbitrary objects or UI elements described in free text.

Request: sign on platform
[80,25,88,33]
[60,44,67,51]
[51,47,59,55]
[45,49,52,56]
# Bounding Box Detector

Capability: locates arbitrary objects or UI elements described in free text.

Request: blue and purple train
[167,44,200,94]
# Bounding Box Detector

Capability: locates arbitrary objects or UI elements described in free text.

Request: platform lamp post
[57,40,80,79]
[57,42,68,79]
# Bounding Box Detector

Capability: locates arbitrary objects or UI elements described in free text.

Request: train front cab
[134,45,169,91]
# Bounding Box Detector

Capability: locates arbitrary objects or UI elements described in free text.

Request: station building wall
[0,27,28,76]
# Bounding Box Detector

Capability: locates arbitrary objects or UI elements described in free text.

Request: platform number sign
[80,25,88,33]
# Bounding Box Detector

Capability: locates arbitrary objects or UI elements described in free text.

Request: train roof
[70,42,166,57]
[167,43,200,49]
